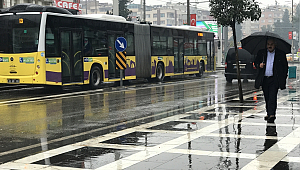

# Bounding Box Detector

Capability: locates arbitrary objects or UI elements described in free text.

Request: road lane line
[95,92,298,169]
[242,127,300,170]
[2,114,190,165]
[95,107,267,169]
[0,89,296,169]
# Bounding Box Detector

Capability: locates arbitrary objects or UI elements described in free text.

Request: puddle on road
[101,132,182,147]
[272,161,297,170]
[33,147,138,169]
[224,99,262,106]
[175,135,267,155]
[206,106,254,114]
[183,112,237,121]
[124,152,252,170]
[148,121,213,131]
[210,123,294,138]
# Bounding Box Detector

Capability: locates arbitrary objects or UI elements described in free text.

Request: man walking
[254,38,288,123]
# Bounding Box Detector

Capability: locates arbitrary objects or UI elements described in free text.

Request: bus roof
[0,6,215,34]
[82,14,126,21]
[42,12,131,24]
[0,3,72,15]
[151,24,214,34]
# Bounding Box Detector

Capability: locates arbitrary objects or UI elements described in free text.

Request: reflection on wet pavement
[124,153,252,170]
[2,71,300,169]
[34,147,139,169]
[148,121,213,131]
[102,132,182,146]
[176,136,266,154]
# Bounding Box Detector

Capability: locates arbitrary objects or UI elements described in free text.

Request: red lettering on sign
[53,0,81,10]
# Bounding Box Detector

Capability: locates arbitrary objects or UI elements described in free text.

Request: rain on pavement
[0,69,300,170]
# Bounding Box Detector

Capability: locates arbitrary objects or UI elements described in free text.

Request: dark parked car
[225,48,257,83]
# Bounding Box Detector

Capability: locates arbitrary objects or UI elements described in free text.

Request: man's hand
[260,63,265,68]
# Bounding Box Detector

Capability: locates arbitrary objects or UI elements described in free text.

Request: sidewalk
[1,68,300,170]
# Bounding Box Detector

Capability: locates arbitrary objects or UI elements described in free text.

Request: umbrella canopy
[241,31,291,55]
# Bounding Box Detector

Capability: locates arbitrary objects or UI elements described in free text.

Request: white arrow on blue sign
[115,37,127,52]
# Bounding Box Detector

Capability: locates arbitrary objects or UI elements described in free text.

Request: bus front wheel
[156,63,165,82]
[89,66,102,89]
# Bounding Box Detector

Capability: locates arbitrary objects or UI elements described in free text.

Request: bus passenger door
[108,32,124,79]
[206,41,214,71]
[174,38,184,73]
[60,29,83,84]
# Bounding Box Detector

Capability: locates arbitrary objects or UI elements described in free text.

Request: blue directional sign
[115,37,127,52]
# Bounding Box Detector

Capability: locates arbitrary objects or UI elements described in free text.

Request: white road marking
[1,88,300,169]
[242,127,300,170]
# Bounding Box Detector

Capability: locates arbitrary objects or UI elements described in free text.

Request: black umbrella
[241,31,291,55]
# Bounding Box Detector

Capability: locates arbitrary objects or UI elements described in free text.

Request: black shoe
[266,131,277,136]
[267,116,276,123]
[264,115,269,121]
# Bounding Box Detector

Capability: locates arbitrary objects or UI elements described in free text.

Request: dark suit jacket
[254,48,288,90]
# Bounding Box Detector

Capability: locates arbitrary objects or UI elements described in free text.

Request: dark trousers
[262,76,279,116]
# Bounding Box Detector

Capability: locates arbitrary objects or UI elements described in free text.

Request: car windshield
[0,14,41,53]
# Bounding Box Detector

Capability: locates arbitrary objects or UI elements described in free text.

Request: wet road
[1,70,300,169]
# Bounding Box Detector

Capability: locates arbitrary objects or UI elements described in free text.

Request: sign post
[115,37,127,87]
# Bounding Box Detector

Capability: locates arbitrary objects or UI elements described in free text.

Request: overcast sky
[101,0,298,11]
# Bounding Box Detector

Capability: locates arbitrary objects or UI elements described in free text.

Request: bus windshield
[0,14,41,54]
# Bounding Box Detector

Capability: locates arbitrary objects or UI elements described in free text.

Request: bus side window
[125,32,134,56]
[83,38,92,56]
[46,28,56,56]
[95,31,107,56]
[167,36,173,56]
[84,28,108,57]
[197,40,206,56]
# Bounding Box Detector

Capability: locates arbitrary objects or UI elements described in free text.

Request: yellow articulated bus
[0,4,215,89]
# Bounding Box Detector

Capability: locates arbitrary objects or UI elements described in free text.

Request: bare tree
[209,0,261,103]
